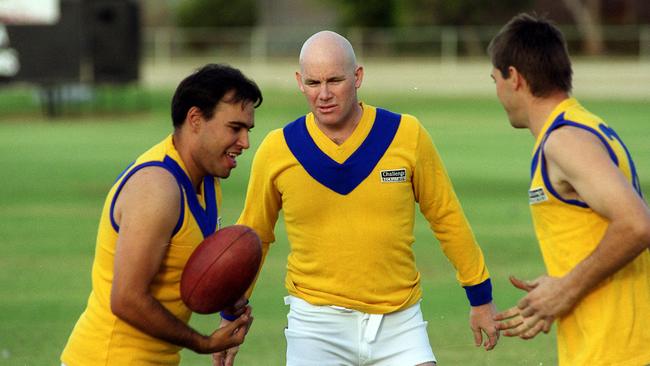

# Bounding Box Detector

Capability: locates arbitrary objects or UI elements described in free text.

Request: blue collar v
[283,108,401,195]
[163,156,218,238]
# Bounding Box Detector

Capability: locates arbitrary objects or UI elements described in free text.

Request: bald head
[299,31,358,73]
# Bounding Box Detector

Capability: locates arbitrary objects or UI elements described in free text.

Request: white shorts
[284,296,436,366]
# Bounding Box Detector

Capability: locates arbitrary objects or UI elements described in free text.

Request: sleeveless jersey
[529,98,650,366]
[61,134,221,366]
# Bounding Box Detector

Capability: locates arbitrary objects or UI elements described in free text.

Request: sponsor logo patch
[528,187,548,204]
[380,168,407,183]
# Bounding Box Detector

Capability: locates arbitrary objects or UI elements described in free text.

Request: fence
[143,24,650,65]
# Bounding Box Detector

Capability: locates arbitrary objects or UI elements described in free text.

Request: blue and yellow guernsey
[238,103,491,314]
[529,98,650,366]
[61,135,221,366]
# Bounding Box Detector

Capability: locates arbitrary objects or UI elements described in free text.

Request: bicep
[113,167,181,295]
[237,142,281,243]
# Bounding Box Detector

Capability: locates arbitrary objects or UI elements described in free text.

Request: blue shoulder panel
[283,108,401,195]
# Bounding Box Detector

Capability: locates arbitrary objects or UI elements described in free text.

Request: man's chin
[314,113,340,126]
[213,169,232,179]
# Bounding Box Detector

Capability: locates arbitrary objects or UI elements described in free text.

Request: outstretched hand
[495,275,577,339]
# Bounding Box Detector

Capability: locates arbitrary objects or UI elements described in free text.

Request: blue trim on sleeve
[547,116,619,165]
[220,311,239,321]
[283,108,401,195]
[463,279,493,306]
[535,113,631,209]
[109,161,185,236]
[114,161,134,183]
[530,146,541,180]
[220,299,249,320]
[598,123,643,197]
[540,152,589,208]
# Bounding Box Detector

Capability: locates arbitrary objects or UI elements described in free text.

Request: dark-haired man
[61,64,263,366]
[489,13,650,366]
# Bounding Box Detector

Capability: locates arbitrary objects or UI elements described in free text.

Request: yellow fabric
[529,98,650,366]
[238,104,489,314]
[61,135,222,366]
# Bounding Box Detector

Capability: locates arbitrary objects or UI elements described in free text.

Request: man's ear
[508,66,527,92]
[186,106,203,132]
[295,71,305,93]
[354,65,364,89]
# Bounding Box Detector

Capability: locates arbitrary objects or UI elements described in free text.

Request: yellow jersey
[529,98,650,366]
[61,135,222,366]
[238,103,491,314]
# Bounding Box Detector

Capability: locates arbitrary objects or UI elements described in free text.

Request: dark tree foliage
[331,0,397,27]
[325,0,533,27]
[401,0,534,26]
[175,0,257,28]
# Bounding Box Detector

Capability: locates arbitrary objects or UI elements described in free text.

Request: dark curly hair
[171,63,262,128]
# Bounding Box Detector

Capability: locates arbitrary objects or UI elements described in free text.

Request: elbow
[110,286,137,320]
[639,219,650,250]
[110,289,126,319]
[627,214,650,251]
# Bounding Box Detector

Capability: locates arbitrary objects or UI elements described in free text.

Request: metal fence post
[153,26,171,66]
[348,27,363,61]
[640,25,650,63]
[441,27,457,66]
[251,26,267,64]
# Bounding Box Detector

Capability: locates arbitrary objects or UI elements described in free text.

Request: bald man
[221,31,499,366]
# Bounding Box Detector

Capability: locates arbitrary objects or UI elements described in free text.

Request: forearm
[563,219,649,303]
[243,242,270,299]
[112,292,207,353]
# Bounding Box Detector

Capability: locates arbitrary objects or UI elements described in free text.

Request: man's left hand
[469,301,500,350]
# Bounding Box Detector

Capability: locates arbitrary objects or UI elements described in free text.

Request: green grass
[1,86,649,365]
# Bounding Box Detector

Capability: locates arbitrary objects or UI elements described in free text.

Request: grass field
[1,85,649,365]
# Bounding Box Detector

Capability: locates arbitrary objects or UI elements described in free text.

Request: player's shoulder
[395,111,425,137]
[260,128,286,146]
[114,164,181,221]
[562,101,604,127]
[252,128,289,159]
[373,105,421,129]
[399,112,422,127]
[124,165,179,195]
[544,125,606,163]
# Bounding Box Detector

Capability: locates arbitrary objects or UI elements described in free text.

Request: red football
[180,225,262,314]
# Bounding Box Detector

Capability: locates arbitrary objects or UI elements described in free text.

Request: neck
[527,92,570,139]
[172,130,202,190]
[316,103,363,145]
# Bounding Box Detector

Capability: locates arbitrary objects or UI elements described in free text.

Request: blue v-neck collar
[283,108,401,195]
[163,156,218,238]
